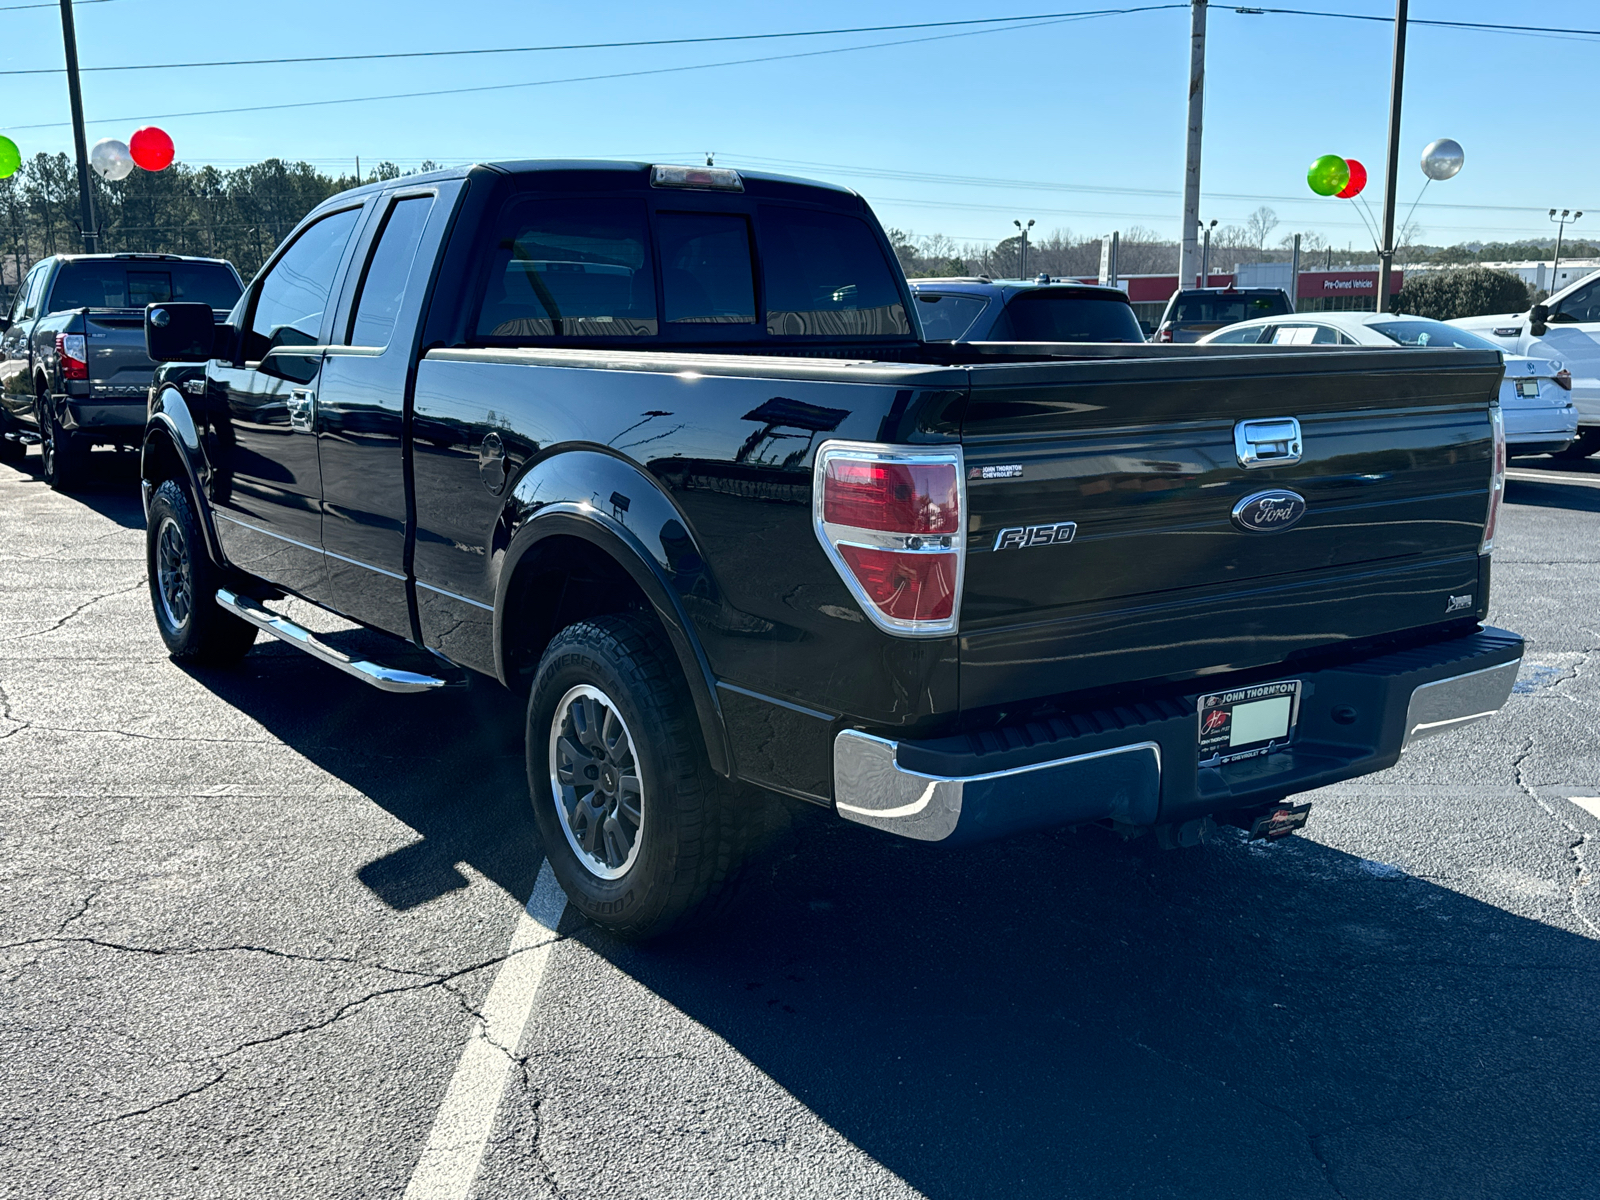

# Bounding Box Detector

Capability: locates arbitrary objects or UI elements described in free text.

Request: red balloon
[1337,157,1367,199]
[129,126,174,171]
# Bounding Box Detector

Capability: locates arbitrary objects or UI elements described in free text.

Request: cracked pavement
[3,450,1600,1199]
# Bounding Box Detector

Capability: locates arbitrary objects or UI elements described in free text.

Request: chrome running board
[216,588,449,694]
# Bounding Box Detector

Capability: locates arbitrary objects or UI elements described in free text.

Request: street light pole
[1549,208,1583,297]
[1375,0,1408,314]
[1178,0,1208,288]
[1014,218,1034,278]
[58,0,98,253]
[1200,218,1217,286]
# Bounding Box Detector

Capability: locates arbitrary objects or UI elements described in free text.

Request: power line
[0,0,117,11]
[0,6,1185,75]
[1241,7,1600,42]
[0,11,1158,131]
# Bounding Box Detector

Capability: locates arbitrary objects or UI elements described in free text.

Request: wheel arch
[492,449,732,778]
[141,387,226,566]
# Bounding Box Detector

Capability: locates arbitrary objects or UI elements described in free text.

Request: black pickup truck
[0,252,242,488]
[139,161,1522,938]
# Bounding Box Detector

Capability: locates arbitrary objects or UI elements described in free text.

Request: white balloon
[90,137,133,181]
[1420,137,1464,182]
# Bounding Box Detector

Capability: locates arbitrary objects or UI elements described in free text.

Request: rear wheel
[1552,429,1600,461]
[527,613,745,940]
[36,392,88,490]
[146,479,257,665]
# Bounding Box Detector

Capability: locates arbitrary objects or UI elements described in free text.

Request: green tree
[1396,267,1532,321]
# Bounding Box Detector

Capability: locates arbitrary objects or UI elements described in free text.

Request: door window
[1552,280,1600,324]
[658,212,756,325]
[21,263,49,320]
[348,196,435,348]
[245,207,362,360]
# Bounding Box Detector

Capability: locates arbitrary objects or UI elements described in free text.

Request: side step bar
[216,588,450,694]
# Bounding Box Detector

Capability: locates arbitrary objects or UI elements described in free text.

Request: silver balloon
[90,137,133,181]
[1421,138,1464,181]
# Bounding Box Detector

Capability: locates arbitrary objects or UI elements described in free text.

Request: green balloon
[1307,154,1350,197]
[0,136,19,180]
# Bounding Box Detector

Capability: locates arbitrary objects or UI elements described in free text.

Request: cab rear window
[48,262,241,312]
[760,206,909,337]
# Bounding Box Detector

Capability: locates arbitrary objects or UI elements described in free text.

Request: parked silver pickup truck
[1,253,242,488]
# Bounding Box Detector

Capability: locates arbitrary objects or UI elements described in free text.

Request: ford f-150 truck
[139,161,1523,939]
[0,252,242,488]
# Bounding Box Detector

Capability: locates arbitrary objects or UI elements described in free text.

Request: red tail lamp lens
[822,460,959,534]
[55,333,88,381]
[836,546,957,622]
[1554,368,1572,390]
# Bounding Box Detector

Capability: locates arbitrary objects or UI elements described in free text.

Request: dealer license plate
[1515,378,1540,399]
[1197,680,1302,767]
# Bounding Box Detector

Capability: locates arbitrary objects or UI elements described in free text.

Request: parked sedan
[909,277,1144,342]
[1199,311,1577,456]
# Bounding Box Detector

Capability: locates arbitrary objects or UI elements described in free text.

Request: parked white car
[1451,267,1600,459]
[1198,311,1578,456]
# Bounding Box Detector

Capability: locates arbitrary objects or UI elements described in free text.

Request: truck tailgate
[958,347,1503,708]
[81,311,161,399]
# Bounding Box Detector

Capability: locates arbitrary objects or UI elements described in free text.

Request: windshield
[49,261,241,312]
[991,290,1144,342]
[1171,292,1290,326]
[1367,319,1500,350]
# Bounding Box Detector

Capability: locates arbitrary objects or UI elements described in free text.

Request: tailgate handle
[1234,418,1302,469]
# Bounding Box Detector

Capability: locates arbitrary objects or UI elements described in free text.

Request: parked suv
[909,277,1144,342]
[0,253,243,488]
[1154,287,1293,343]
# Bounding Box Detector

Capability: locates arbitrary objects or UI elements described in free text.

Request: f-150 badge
[993,521,1077,550]
[1231,489,1307,533]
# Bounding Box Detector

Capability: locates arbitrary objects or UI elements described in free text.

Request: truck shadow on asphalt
[588,807,1600,1198]
[1505,477,1600,513]
[181,635,1600,1198]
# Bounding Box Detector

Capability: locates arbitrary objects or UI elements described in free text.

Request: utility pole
[1289,233,1301,313]
[1375,0,1408,313]
[1178,0,1207,288]
[58,0,97,253]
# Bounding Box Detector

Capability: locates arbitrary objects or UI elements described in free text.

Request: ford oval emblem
[1232,489,1307,533]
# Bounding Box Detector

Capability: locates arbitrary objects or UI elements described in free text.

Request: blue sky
[1,0,1596,251]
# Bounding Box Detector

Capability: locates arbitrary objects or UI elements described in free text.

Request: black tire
[146,478,258,665]
[1552,429,1600,461]
[36,392,88,490]
[527,613,744,940]
[0,411,24,464]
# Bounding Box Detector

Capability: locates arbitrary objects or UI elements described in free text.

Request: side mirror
[1530,303,1549,337]
[145,302,216,362]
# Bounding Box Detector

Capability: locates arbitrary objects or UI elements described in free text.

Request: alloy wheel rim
[548,683,644,880]
[155,515,192,630]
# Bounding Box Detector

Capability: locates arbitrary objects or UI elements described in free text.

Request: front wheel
[527,614,744,940]
[146,479,258,665]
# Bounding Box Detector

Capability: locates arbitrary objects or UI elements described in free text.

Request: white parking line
[402,860,568,1200]
[1570,798,1600,820]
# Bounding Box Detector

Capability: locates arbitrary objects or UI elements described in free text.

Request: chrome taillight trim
[812,440,966,638]
[1481,404,1506,556]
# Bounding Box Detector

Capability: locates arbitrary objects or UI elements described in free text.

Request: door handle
[1234,417,1302,469]
[288,388,316,433]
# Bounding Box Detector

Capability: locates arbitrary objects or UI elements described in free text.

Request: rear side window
[658,212,756,325]
[915,293,988,340]
[1269,323,1342,345]
[349,196,435,347]
[989,291,1143,342]
[477,197,657,338]
[49,262,242,312]
[761,207,909,337]
[1206,325,1265,344]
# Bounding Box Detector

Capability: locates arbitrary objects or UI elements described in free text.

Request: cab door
[1529,275,1600,428]
[1,262,49,426]
[315,184,457,635]
[206,205,366,596]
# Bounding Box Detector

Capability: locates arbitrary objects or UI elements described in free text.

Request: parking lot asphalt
[2,448,1598,1200]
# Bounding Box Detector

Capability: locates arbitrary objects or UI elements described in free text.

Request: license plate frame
[1197,679,1302,767]
[1514,377,1540,399]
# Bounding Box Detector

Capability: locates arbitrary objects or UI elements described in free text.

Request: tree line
[0,153,431,311]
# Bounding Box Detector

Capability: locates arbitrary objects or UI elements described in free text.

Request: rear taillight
[1481,404,1506,555]
[1155,326,1173,343]
[1554,368,1572,390]
[56,333,87,381]
[814,442,964,635]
